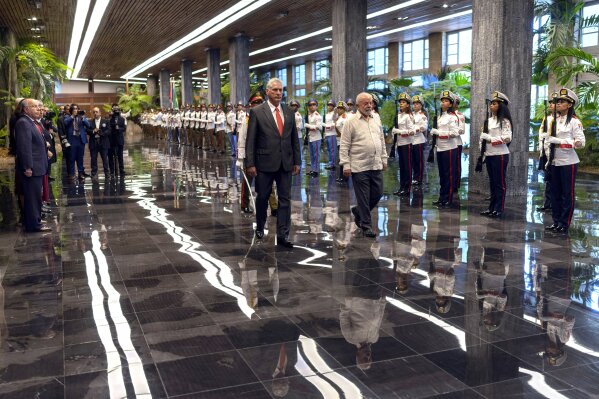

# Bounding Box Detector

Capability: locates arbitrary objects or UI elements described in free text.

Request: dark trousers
[21,175,42,231]
[255,167,291,238]
[453,145,463,190]
[437,149,455,204]
[68,140,85,176]
[397,144,412,192]
[486,154,509,213]
[109,144,125,175]
[90,145,109,176]
[543,172,553,208]
[351,170,383,229]
[550,164,577,227]
[411,143,424,183]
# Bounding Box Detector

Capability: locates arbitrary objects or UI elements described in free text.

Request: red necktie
[34,121,43,134]
[275,107,283,137]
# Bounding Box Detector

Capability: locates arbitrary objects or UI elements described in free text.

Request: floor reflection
[0,135,597,398]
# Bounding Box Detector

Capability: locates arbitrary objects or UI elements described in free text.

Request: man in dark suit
[109,104,126,177]
[63,103,91,182]
[87,107,111,179]
[15,99,50,232]
[246,78,301,248]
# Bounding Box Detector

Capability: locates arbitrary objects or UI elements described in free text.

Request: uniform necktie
[275,107,283,136]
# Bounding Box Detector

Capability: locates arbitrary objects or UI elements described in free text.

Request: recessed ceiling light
[366,25,379,30]
[289,47,297,51]
[27,17,38,21]
[324,37,332,41]
[147,73,152,76]
[442,3,449,8]
[396,16,409,21]
[30,27,40,31]
[106,74,111,77]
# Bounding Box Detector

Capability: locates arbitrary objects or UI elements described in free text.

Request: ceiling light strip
[367,0,425,19]
[122,0,271,79]
[249,46,332,69]
[71,0,112,79]
[66,0,91,74]
[367,9,472,39]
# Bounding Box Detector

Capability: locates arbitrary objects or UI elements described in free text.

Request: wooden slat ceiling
[0,0,472,80]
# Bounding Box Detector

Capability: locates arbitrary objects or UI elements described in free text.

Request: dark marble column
[146,75,158,97]
[206,48,222,105]
[0,27,17,132]
[228,34,250,106]
[180,60,193,107]
[159,69,170,109]
[331,0,367,103]
[469,0,534,196]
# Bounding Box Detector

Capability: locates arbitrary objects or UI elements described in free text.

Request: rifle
[475,99,491,173]
[538,100,548,171]
[303,103,309,146]
[427,87,438,163]
[389,99,399,158]
[545,96,558,180]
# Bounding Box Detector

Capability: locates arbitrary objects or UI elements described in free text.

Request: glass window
[403,39,429,71]
[367,80,386,90]
[368,47,388,76]
[447,29,472,65]
[295,88,306,97]
[294,64,306,86]
[410,75,423,87]
[314,60,329,81]
[276,68,287,85]
[582,4,599,47]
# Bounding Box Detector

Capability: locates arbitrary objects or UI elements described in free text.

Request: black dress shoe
[536,206,551,212]
[362,228,376,238]
[351,206,361,228]
[242,207,252,214]
[484,196,492,201]
[399,190,410,197]
[277,238,294,248]
[556,225,569,234]
[435,201,449,208]
[490,211,503,218]
[545,223,559,231]
[255,230,264,239]
[432,199,443,206]
[81,172,91,178]
[393,189,401,196]
[28,226,51,233]
[480,210,493,216]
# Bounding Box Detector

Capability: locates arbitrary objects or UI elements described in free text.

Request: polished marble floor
[0,134,598,398]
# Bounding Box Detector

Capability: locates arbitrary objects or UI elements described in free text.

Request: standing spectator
[63,103,90,182]
[87,107,111,180]
[109,104,126,177]
[15,99,50,232]
[339,92,388,238]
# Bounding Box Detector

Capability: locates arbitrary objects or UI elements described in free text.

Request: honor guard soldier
[431,91,459,208]
[346,98,356,115]
[335,101,349,182]
[190,105,199,148]
[480,91,513,218]
[215,104,226,154]
[305,99,323,177]
[197,103,208,150]
[237,94,263,213]
[182,104,191,145]
[411,95,427,186]
[289,100,303,158]
[206,104,217,152]
[452,94,466,191]
[537,92,557,212]
[544,88,585,234]
[323,99,337,171]
[226,102,237,157]
[392,93,415,197]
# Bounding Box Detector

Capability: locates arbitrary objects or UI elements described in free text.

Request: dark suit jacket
[87,118,111,150]
[63,114,90,144]
[15,116,48,177]
[109,115,126,147]
[245,102,300,173]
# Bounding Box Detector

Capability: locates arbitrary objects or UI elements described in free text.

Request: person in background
[215,104,227,154]
[411,95,428,187]
[323,99,337,171]
[392,93,415,197]
[108,103,126,178]
[226,102,237,157]
[87,107,111,180]
[289,100,303,161]
[63,103,91,182]
[335,101,349,182]
[305,99,323,177]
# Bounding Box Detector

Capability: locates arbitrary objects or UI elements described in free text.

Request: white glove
[409,130,415,136]
[430,128,439,136]
[236,159,244,168]
[392,128,400,135]
[547,136,564,145]
[539,132,549,140]
[480,133,492,142]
